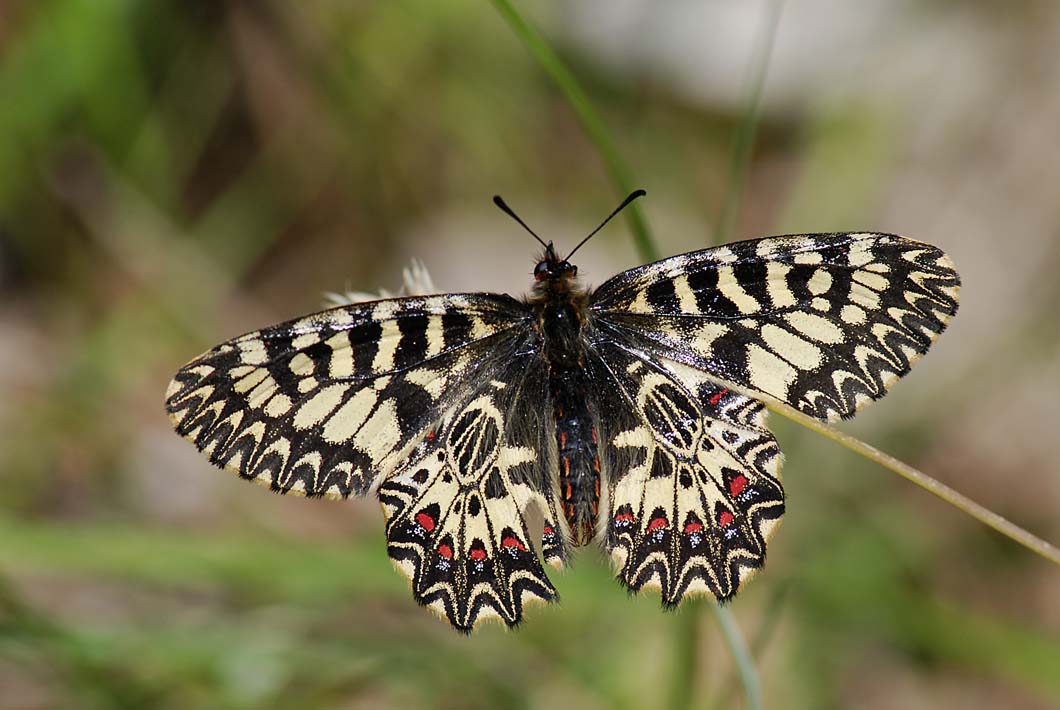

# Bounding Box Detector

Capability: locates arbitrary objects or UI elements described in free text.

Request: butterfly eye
[534,262,549,281]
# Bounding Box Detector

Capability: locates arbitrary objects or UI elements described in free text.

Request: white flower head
[323,258,438,307]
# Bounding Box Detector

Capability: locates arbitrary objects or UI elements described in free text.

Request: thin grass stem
[667,600,701,710]
[710,603,763,710]
[765,397,1060,566]
[491,0,657,263]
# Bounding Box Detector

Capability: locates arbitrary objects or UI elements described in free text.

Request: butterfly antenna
[493,195,549,251]
[565,189,647,261]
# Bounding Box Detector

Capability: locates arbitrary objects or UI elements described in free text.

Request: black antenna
[493,195,549,251]
[565,189,647,261]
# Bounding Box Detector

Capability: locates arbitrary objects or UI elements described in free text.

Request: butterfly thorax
[528,244,600,546]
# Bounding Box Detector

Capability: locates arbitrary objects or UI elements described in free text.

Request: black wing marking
[591,233,960,421]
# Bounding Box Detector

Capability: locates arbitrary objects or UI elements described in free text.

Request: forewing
[379,356,562,631]
[591,233,960,421]
[165,294,531,498]
[588,339,784,605]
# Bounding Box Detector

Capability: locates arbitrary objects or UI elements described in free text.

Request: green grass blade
[716,0,785,244]
[491,0,657,263]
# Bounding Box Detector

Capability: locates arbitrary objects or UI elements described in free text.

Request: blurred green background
[2,1,1059,708]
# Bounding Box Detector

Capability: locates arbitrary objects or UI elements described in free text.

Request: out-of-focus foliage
[1,1,1059,708]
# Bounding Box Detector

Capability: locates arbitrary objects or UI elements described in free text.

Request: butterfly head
[534,242,578,283]
[493,189,646,295]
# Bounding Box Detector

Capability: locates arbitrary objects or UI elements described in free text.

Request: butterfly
[165,191,960,632]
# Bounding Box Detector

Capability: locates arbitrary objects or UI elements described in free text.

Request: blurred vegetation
[2,1,1060,708]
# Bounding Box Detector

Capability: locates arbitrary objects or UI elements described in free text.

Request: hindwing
[379,358,564,631]
[588,338,784,604]
[591,233,960,421]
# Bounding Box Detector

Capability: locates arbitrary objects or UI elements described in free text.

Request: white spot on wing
[793,251,823,265]
[289,353,314,376]
[807,270,833,295]
[372,320,401,373]
[673,275,699,314]
[716,271,761,313]
[785,311,845,344]
[233,368,268,394]
[853,271,889,292]
[840,304,867,325]
[425,314,444,358]
[352,398,400,459]
[237,338,268,365]
[322,387,377,443]
[293,383,347,430]
[405,368,445,398]
[765,263,797,309]
[849,283,881,310]
[760,324,823,371]
[291,332,321,349]
[264,393,293,418]
[691,321,729,356]
[325,333,354,378]
[247,374,278,408]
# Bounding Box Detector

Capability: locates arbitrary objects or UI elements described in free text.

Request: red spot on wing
[543,525,554,536]
[729,474,748,497]
[590,426,598,444]
[718,511,735,527]
[559,431,567,449]
[614,512,635,526]
[437,543,453,559]
[415,512,436,532]
[647,517,669,533]
[469,548,487,561]
[501,536,527,552]
[684,521,704,534]
[426,430,436,441]
[708,388,729,406]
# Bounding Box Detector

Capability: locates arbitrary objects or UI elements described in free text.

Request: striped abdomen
[550,365,600,545]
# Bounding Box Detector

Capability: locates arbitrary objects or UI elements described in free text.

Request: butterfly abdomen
[533,269,600,546]
[549,365,599,545]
